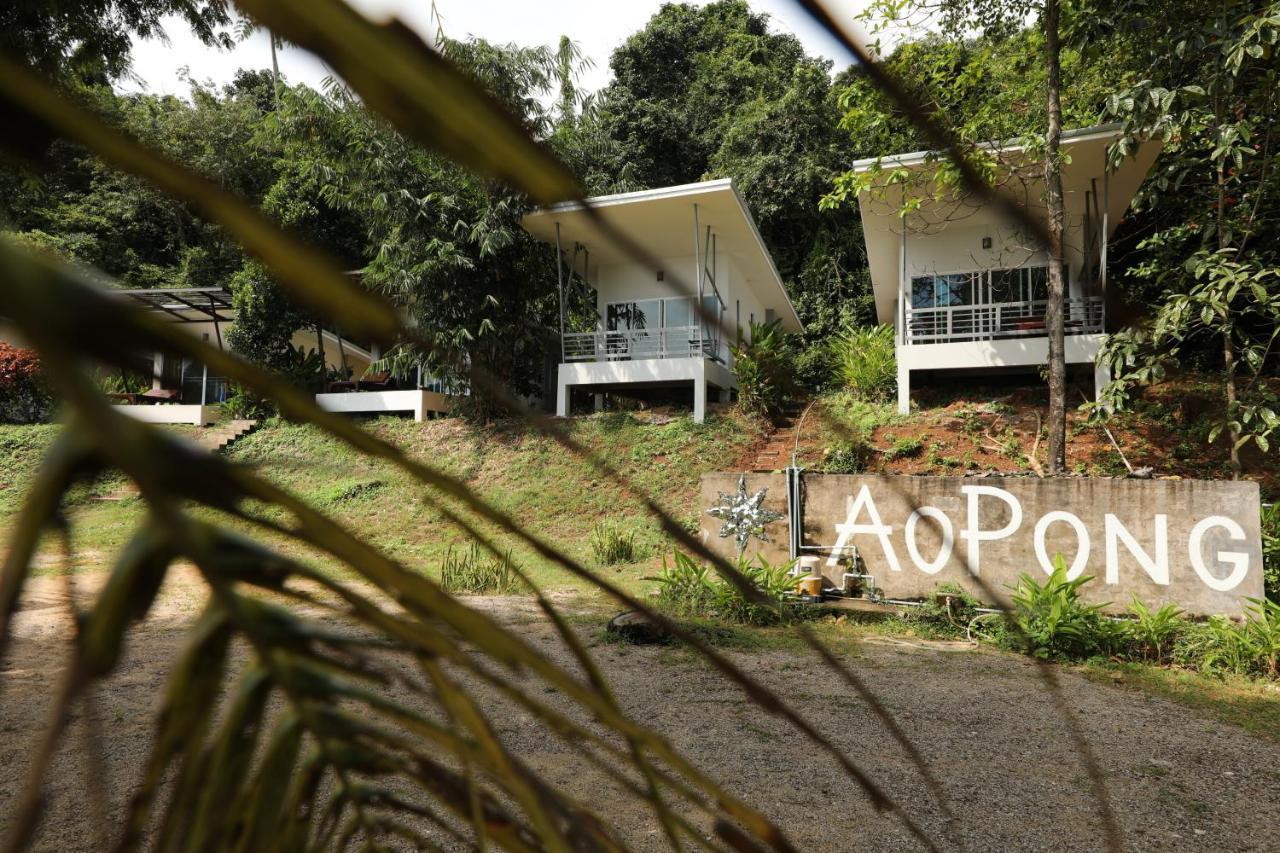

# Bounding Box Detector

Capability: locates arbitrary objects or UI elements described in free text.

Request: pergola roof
[112,287,234,323]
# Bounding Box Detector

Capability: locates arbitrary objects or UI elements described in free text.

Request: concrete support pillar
[1093,360,1113,412]
[717,385,731,404]
[694,379,707,423]
[152,351,164,390]
[896,361,911,415]
[593,393,604,413]
[556,380,570,417]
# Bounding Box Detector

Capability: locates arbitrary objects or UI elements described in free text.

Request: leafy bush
[731,320,794,419]
[821,440,874,473]
[1263,503,1279,602]
[439,543,521,595]
[1009,557,1109,660]
[1124,597,1184,662]
[883,435,923,460]
[589,522,640,565]
[0,342,53,424]
[911,583,983,635]
[829,323,896,402]
[653,551,801,626]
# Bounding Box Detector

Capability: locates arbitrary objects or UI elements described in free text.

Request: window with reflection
[606,299,661,331]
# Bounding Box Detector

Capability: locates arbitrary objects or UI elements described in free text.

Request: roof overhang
[853,124,1164,324]
[521,179,803,333]
[112,287,235,323]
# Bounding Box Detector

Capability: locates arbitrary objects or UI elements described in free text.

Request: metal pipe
[554,222,566,360]
[693,203,703,356]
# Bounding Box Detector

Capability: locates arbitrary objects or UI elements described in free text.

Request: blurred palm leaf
[0,1,959,850]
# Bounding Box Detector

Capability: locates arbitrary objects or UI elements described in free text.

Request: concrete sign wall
[699,473,1264,616]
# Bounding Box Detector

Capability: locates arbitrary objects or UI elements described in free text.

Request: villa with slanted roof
[852,123,1162,413]
[521,179,802,422]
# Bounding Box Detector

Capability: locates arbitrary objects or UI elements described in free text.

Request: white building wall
[903,219,1088,300]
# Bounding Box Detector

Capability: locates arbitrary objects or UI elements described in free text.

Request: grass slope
[1,411,764,592]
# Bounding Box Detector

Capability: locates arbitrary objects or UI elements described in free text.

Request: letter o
[1189,516,1251,592]
[1034,511,1091,580]
[905,506,954,575]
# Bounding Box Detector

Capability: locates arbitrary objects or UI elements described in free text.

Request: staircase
[194,419,259,453]
[749,408,804,472]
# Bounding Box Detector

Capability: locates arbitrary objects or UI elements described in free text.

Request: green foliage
[1124,597,1184,662]
[731,319,795,419]
[653,551,801,626]
[911,583,983,636]
[882,435,923,461]
[1264,503,1280,602]
[829,323,897,402]
[589,522,640,566]
[821,440,873,473]
[0,342,52,424]
[439,542,521,595]
[1009,557,1109,660]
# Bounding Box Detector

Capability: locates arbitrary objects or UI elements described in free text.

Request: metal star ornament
[707,474,784,558]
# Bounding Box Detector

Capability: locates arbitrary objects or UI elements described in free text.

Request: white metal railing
[905,296,1103,345]
[562,326,721,363]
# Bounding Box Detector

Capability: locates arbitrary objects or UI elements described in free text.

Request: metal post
[693,203,703,358]
[201,362,208,405]
[899,216,908,345]
[554,222,566,360]
[1101,166,1110,319]
[210,294,224,350]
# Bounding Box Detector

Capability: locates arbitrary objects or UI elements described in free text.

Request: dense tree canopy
[4,0,1278,436]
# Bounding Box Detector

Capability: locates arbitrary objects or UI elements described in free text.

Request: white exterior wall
[902,219,1088,301]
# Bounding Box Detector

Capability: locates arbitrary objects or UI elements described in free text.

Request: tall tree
[1087,0,1280,474]
[831,1,1135,468]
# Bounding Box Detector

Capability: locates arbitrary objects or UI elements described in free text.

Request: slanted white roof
[521,179,803,333]
[853,124,1163,325]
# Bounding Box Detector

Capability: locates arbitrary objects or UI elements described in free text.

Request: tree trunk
[270,32,281,112]
[1216,118,1243,479]
[1043,0,1068,475]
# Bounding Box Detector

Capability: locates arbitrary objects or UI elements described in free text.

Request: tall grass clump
[1263,502,1279,601]
[830,323,896,403]
[589,522,640,565]
[440,542,522,594]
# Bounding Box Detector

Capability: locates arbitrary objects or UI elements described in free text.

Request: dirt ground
[3,570,1280,852]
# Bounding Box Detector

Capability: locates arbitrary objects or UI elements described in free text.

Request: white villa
[854,123,1162,413]
[521,179,802,422]
[0,287,378,425]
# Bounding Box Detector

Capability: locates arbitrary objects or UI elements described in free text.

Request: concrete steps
[749,407,805,472]
[194,419,259,453]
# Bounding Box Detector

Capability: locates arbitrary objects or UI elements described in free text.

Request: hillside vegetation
[0,412,764,592]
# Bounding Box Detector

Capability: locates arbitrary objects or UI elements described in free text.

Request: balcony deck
[905,296,1103,345]
[562,325,722,363]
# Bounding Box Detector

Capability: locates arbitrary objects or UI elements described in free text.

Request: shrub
[883,435,923,461]
[1008,557,1109,659]
[911,583,983,635]
[0,342,53,424]
[829,323,896,402]
[821,440,873,473]
[653,551,801,626]
[1124,597,1184,662]
[439,543,521,595]
[589,522,640,565]
[1243,597,1280,678]
[731,320,794,419]
[1263,503,1279,602]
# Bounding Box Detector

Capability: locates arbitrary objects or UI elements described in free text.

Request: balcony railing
[905,296,1103,345]
[562,326,721,363]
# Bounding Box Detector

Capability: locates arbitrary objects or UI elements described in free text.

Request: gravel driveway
[2,573,1277,851]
